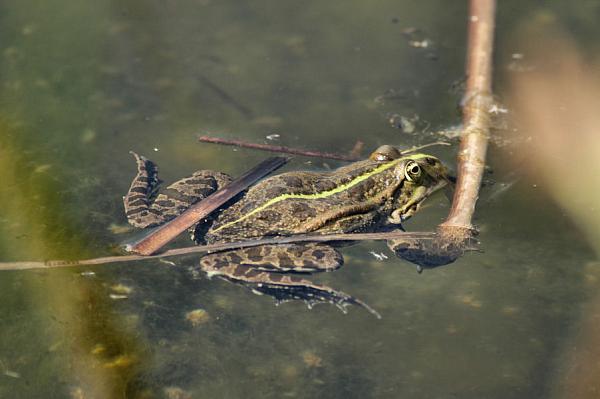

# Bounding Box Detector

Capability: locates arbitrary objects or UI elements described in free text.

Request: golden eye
[404,161,422,181]
[369,145,401,161]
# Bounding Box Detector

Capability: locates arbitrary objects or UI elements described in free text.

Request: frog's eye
[404,161,422,181]
[369,145,401,161]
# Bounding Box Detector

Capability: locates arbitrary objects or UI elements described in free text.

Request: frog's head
[369,145,451,224]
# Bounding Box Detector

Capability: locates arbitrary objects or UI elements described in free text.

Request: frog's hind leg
[198,244,381,318]
[124,152,232,228]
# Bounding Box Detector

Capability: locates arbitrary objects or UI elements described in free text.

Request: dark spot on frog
[312,249,325,260]
[126,199,147,207]
[156,200,176,208]
[290,201,317,219]
[281,175,305,188]
[245,247,263,261]
[244,268,261,278]
[205,257,229,269]
[227,252,244,264]
[277,253,294,267]
[128,186,148,194]
[313,180,337,193]
[232,265,248,277]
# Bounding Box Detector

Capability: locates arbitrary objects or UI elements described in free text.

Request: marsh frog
[124,145,449,317]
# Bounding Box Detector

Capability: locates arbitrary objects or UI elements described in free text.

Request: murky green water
[1,1,600,398]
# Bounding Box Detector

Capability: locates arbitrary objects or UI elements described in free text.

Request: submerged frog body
[124,145,449,317]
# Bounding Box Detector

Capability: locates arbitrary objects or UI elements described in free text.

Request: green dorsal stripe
[211,153,430,233]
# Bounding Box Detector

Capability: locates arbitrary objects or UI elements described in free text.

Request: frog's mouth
[388,178,450,225]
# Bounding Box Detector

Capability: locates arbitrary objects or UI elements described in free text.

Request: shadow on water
[1,0,600,398]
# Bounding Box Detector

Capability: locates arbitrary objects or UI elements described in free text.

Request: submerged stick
[0,230,435,271]
[126,156,288,256]
[198,135,363,161]
[199,135,450,161]
[198,74,253,118]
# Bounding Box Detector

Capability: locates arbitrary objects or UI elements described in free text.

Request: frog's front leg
[124,152,232,228]
[197,243,381,318]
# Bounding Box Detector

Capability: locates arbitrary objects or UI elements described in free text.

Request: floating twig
[198,135,363,161]
[199,135,450,162]
[0,230,436,271]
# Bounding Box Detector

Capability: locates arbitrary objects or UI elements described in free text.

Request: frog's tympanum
[124,145,449,317]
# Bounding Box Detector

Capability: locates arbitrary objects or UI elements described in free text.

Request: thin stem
[441,0,495,231]
[0,230,435,271]
[198,135,363,161]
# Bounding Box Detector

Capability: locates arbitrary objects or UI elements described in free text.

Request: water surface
[1,1,598,398]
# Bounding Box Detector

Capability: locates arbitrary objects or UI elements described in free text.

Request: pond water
[1,1,599,398]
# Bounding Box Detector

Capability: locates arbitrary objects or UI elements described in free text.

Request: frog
[123,145,450,317]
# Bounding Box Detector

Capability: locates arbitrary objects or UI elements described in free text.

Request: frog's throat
[211,153,433,234]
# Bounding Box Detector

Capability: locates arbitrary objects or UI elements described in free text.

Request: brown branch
[126,156,288,255]
[387,0,495,268]
[198,135,363,161]
[440,0,495,232]
[0,230,436,271]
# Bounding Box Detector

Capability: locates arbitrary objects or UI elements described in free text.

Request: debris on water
[501,306,520,316]
[33,164,52,173]
[488,104,508,114]
[213,295,233,310]
[153,147,159,152]
[159,259,176,266]
[110,284,133,295]
[103,354,136,368]
[91,344,106,355]
[402,27,436,55]
[3,370,20,379]
[456,294,482,309]
[109,294,128,300]
[69,387,86,399]
[107,223,133,234]
[80,128,96,143]
[436,125,462,139]
[80,271,96,277]
[302,351,323,368]
[446,324,459,335]
[369,251,388,261]
[408,39,431,48]
[506,52,535,72]
[22,24,36,35]
[164,387,192,399]
[266,133,280,140]
[387,113,417,133]
[185,309,211,327]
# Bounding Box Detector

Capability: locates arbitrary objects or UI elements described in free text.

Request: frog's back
[205,159,398,242]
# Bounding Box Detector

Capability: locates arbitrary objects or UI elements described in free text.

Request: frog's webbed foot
[124,152,232,229]
[197,244,381,318]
